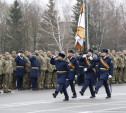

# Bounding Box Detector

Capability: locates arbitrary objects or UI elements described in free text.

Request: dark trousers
[31,77,38,90]
[95,79,111,97]
[77,74,85,85]
[55,84,69,99]
[66,80,76,96]
[81,79,95,97]
[16,76,23,89]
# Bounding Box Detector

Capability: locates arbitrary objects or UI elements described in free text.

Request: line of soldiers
[0,49,125,95]
[108,50,126,84]
[0,50,59,93]
[51,49,114,101]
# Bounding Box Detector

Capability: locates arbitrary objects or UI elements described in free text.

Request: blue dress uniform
[29,55,40,90]
[78,56,85,85]
[66,56,79,98]
[15,52,26,90]
[50,53,70,101]
[95,49,113,98]
[79,55,96,98]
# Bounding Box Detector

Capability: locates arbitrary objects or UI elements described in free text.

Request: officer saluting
[79,49,96,98]
[15,50,26,90]
[66,50,79,98]
[94,49,113,98]
[29,53,40,90]
[51,53,70,101]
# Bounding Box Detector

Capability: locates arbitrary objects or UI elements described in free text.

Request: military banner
[75,2,85,52]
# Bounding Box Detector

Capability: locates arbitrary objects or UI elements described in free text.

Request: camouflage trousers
[123,67,126,83]
[3,74,10,92]
[38,72,42,89]
[9,71,16,89]
[23,72,31,89]
[37,71,46,89]
[45,72,53,89]
[112,68,117,84]
[117,68,123,83]
[0,75,3,89]
[51,71,57,89]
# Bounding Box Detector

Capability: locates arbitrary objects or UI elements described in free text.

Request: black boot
[106,96,111,99]
[63,98,69,101]
[94,89,98,94]
[90,96,95,98]
[71,95,77,98]
[52,93,57,98]
[79,91,84,96]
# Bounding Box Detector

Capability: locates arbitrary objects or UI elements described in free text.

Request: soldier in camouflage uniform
[2,52,13,93]
[37,50,47,89]
[111,50,118,84]
[10,51,17,89]
[117,52,125,83]
[51,51,58,89]
[23,51,31,89]
[45,51,53,89]
[0,55,3,90]
[123,50,126,83]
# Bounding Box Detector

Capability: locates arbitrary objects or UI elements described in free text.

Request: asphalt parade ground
[0,84,126,113]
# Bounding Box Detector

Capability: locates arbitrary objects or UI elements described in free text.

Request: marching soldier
[79,49,96,98]
[94,49,113,98]
[2,52,13,93]
[77,53,85,86]
[29,53,40,90]
[51,53,70,101]
[66,50,79,98]
[23,51,31,89]
[15,50,26,90]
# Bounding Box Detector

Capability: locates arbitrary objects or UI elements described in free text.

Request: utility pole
[86,0,89,50]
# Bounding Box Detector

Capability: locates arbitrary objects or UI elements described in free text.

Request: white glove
[89,56,93,60]
[75,75,78,79]
[53,56,58,58]
[18,53,21,56]
[108,75,112,79]
[83,54,87,58]
[84,68,87,72]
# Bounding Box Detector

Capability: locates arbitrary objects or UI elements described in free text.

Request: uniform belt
[96,65,98,67]
[32,67,39,69]
[100,68,108,70]
[57,71,67,73]
[70,69,74,71]
[79,66,84,67]
[17,66,24,68]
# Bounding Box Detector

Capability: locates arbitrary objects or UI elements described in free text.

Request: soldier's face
[6,54,10,59]
[101,52,107,56]
[112,51,115,55]
[58,56,63,60]
[12,53,16,57]
[39,51,43,55]
[68,53,74,57]
[20,53,24,57]
[88,52,92,56]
